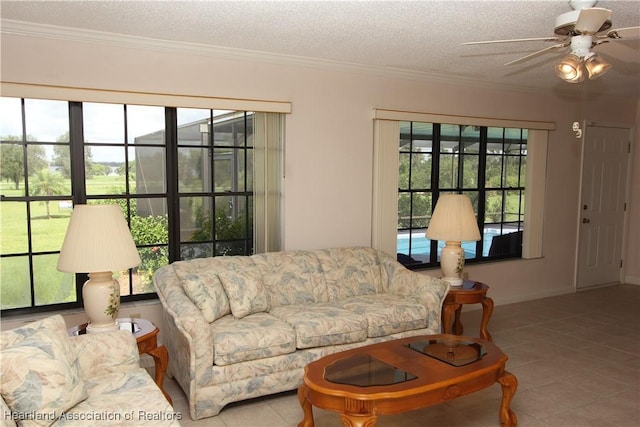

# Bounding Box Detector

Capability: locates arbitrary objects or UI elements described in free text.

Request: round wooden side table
[441,280,494,342]
[68,317,172,404]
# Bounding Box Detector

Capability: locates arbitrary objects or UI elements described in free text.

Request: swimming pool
[397,231,500,259]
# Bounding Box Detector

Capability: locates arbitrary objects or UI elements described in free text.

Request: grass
[0,175,140,309]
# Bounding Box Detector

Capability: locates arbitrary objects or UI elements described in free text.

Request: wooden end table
[297,334,517,427]
[442,280,494,342]
[68,317,172,404]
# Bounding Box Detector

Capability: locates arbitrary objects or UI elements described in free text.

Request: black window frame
[0,97,255,316]
[397,121,527,269]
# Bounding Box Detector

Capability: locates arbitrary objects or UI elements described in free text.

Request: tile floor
[161,284,640,426]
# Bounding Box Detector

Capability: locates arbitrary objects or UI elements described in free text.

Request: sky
[0,98,224,163]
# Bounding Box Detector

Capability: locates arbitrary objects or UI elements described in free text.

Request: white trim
[0,19,577,98]
[373,109,555,131]
[624,276,640,285]
[0,82,292,114]
[470,286,577,307]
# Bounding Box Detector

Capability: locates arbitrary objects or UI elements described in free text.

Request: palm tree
[29,169,69,218]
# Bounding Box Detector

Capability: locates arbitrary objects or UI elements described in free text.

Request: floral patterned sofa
[0,315,180,427]
[153,246,450,420]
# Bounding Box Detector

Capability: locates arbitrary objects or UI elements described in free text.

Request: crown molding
[0,19,581,98]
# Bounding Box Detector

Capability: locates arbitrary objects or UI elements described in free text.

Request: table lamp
[57,204,141,332]
[426,194,481,287]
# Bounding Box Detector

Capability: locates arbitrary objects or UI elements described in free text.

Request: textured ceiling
[1,0,639,99]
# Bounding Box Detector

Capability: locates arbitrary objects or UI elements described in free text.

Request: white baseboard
[624,275,640,285]
[489,286,577,307]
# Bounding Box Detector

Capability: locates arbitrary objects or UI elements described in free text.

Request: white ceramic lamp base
[440,241,465,287]
[83,271,120,333]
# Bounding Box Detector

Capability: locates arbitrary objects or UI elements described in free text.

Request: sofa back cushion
[252,250,328,307]
[0,315,88,427]
[181,271,231,323]
[219,269,271,319]
[315,247,385,301]
[172,256,254,321]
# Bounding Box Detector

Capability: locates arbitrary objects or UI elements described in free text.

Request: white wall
[1,30,638,334]
[624,99,640,285]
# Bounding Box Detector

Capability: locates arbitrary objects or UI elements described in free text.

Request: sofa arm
[389,269,450,329]
[378,251,450,329]
[72,330,140,380]
[153,266,214,384]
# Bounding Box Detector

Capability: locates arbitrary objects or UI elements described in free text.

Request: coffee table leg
[497,371,518,427]
[297,384,314,427]
[340,413,378,427]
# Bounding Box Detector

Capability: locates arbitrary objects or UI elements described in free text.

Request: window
[397,122,527,268]
[176,109,254,259]
[0,97,283,314]
[372,109,553,269]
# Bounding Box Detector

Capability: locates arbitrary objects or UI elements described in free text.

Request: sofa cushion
[212,313,296,365]
[182,271,231,322]
[0,315,87,427]
[315,247,384,301]
[172,254,254,279]
[219,269,270,319]
[252,250,328,307]
[340,294,428,338]
[62,368,180,426]
[269,303,368,349]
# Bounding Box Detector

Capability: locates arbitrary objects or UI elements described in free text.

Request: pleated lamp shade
[58,204,141,273]
[426,194,481,242]
[426,194,481,287]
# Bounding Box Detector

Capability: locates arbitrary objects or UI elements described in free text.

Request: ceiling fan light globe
[584,54,612,79]
[555,54,584,82]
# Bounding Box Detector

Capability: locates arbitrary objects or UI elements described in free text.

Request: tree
[52,132,94,178]
[116,160,135,180]
[51,145,71,177]
[0,135,47,189]
[92,163,110,176]
[29,169,69,218]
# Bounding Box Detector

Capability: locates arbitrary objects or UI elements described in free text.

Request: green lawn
[1,175,136,309]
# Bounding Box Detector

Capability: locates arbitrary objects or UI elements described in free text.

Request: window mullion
[456,126,463,191]
[19,98,37,307]
[165,107,180,263]
[430,124,441,264]
[477,127,488,257]
[68,101,89,302]
[68,102,86,204]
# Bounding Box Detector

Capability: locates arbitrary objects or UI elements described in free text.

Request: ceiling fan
[463,0,640,83]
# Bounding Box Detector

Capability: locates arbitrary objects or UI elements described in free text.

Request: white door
[576,124,631,289]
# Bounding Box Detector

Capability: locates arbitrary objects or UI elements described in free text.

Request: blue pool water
[397,231,499,258]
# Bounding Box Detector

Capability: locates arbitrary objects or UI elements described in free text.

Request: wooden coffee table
[297,334,517,427]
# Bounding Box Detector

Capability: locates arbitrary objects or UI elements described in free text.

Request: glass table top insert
[324,354,417,387]
[406,338,487,367]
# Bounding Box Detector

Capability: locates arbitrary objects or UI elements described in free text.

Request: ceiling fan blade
[504,43,568,66]
[596,39,640,64]
[463,37,562,46]
[604,26,640,39]
[575,7,612,34]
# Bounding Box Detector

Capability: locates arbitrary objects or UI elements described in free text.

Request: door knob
[582,218,590,224]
